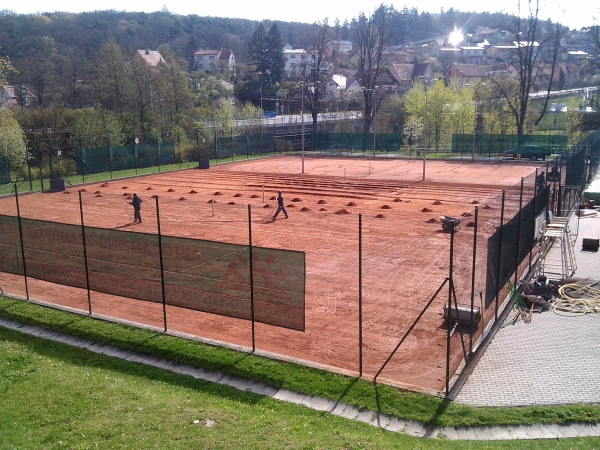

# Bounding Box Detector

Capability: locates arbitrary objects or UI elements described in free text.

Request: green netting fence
[75,142,177,175]
[0,156,10,185]
[452,134,569,155]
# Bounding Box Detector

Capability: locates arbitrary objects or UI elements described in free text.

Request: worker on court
[272,190,289,220]
[130,193,143,223]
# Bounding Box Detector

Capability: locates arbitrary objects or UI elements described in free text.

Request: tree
[266,23,285,84]
[0,108,27,178]
[248,23,269,78]
[350,4,393,133]
[71,108,126,149]
[0,48,16,86]
[487,0,562,139]
[587,25,600,111]
[93,39,132,122]
[301,20,334,129]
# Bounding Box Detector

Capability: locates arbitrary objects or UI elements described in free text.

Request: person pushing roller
[130,193,143,223]
[272,190,289,220]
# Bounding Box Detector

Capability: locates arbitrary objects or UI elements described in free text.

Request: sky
[4,0,596,32]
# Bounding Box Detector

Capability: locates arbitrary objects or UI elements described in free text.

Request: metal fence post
[155,196,168,332]
[514,178,524,286]
[446,220,456,395]
[248,204,256,351]
[469,205,478,357]
[14,185,29,300]
[78,190,92,315]
[495,190,506,320]
[359,213,363,377]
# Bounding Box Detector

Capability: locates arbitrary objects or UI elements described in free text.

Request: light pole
[471,82,486,161]
[301,81,305,174]
[423,81,428,181]
[362,86,379,158]
[260,80,268,117]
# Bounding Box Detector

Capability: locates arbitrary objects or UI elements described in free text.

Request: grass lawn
[2,295,600,431]
[2,325,600,449]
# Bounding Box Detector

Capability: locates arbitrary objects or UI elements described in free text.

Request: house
[329,40,353,54]
[192,49,235,73]
[444,63,487,88]
[486,62,518,78]
[136,49,165,66]
[283,48,308,75]
[460,46,486,65]
[346,76,363,94]
[1,85,34,108]
[388,63,414,94]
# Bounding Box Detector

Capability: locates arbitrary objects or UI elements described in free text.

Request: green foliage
[0,108,27,176]
[71,108,126,149]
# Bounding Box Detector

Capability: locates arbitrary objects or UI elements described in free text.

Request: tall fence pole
[14,185,29,300]
[78,190,92,315]
[469,205,479,357]
[495,190,506,321]
[514,178,525,286]
[446,221,456,395]
[358,213,363,377]
[155,196,168,332]
[248,204,256,352]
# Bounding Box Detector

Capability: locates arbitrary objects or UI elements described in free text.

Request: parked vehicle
[502,145,549,161]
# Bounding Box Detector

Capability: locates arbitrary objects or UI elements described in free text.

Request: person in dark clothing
[130,193,143,223]
[272,190,289,220]
[536,171,546,194]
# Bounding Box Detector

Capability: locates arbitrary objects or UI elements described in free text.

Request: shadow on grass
[0,326,267,407]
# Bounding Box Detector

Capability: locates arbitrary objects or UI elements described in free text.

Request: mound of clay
[421,208,433,212]
[234,193,242,197]
[375,214,385,218]
[214,191,222,195]
[483,204,492,209]
[319,208,327,211]
[148,195,156,199]
[300,207,310,211]
[179,197,187,201]
[405,200,410,203]
[100,183,109,187]
[146,186,153,190]
[286,204,295,208]
[335,209,350,215]
[207,199,217,203]
[189,190,198,194]
[250,195,260,198]
[292,198,302,202]
[270,196,276,200]
[317,199,327,204]
[62,191,70,194]
[471,200,479,204]
[227,201,235,205]
[461,212,473,217]
[263,204,271,208]
[167,188,175,192]
[381,205,391,209]
[122,186,128,189]
[95,194,102,197]
[80,189,87,192]
[94,191,101,194]
[433,200,442,205]
[346,202,357,206]
[393,198,402,202]
[426,218,438,223]
[122,192,128,196]
[466,222,476,227]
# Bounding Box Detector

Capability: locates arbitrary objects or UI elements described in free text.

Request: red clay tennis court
[0,156,540,394]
